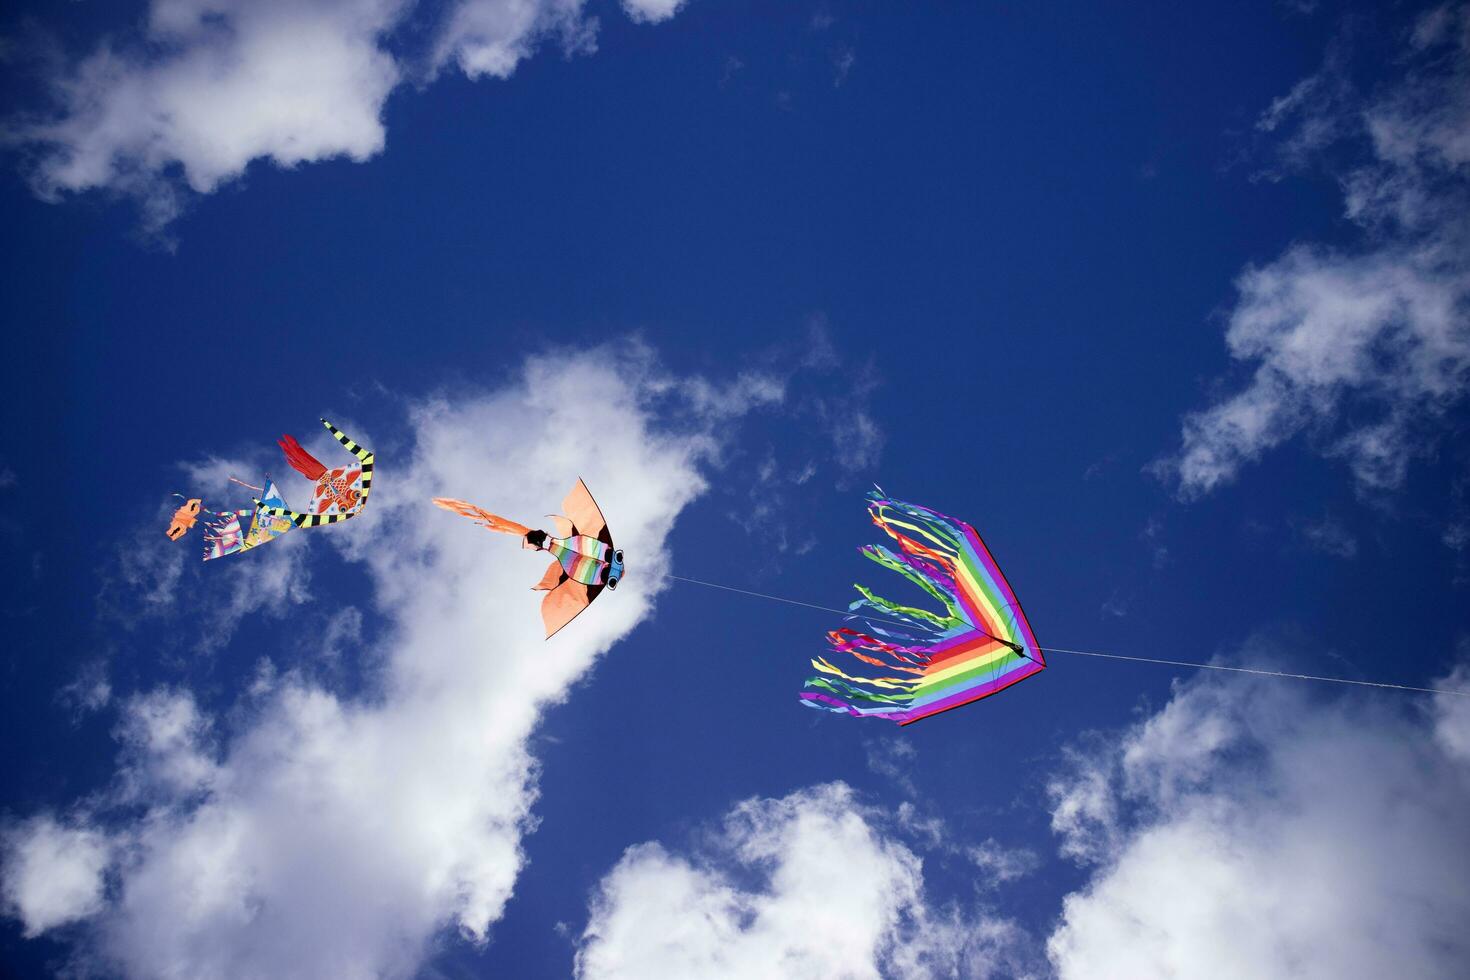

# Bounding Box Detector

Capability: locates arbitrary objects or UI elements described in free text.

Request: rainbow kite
[800,492,1044,724]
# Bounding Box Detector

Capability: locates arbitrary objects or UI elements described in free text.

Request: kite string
[666,574,1470,700]
[1036,646,1470,698]
[667,574,896,624]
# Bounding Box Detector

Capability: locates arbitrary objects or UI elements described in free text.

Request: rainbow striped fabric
[546,533,611,586]
[800,492,1044,725]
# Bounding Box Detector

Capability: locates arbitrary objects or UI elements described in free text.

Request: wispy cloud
[621,0,687,25]
[1156,6,1470,498]
[112,688,220,804]
[713,317,886,562]
[830,44,856,87]
[966,838,1040,888]
[59,660,113,717]
[1296,512,1358,558]
[1100,590,1130,619]
[865,735,919,797]
[718,53,744,88]
[1141,516,1170,569]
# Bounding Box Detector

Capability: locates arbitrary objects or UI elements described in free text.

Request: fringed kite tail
[430,498,533,538]
[278,434,327,481]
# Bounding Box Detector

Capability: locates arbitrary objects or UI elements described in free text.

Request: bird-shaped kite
[432,479,624,638]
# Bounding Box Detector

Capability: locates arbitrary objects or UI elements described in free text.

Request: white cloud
[1432,662,1470,762]
[1,816,112,938]
[1167,245,1470,495]
[1046,747,1119,864]
[318,605,365,665]
[1046,655,1470,979]
[621,0,687,26]
[5,0,689,234]
[0,343,743,979]
[114,689,220,802]
[576,783,1035,980]
[60,659,114,715]
[666,370,787,423]
[433,0,596,81]
[12,0,409,233]
[1159,6,1470,497]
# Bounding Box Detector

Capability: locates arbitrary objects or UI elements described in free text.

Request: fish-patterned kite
[260,420,374,528]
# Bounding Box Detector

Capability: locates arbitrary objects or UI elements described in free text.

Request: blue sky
[2,1,1469,977]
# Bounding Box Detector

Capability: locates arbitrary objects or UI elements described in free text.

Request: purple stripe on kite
[892,549,957,594]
